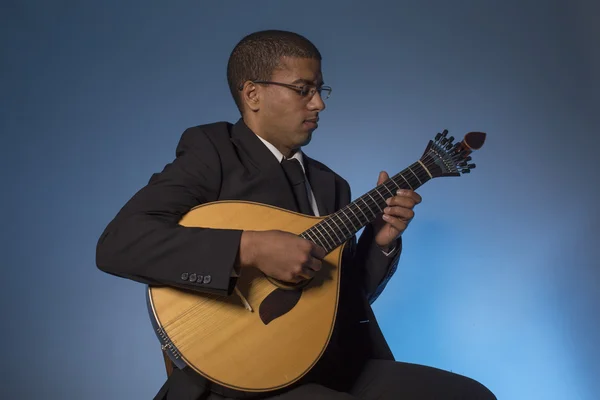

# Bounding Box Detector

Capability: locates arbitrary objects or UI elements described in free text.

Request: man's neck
[244,117,296,158]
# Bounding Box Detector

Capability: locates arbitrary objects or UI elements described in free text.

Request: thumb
[377,171,389,185]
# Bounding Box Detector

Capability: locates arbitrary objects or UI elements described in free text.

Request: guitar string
[163,296,236,352]
[305,154,436,248]
[306,151,451,252]
[159,143,463,336]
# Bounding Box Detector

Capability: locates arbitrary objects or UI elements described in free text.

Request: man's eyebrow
[291,78,325,86]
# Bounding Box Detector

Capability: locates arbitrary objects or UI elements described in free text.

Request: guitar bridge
[157,327,181,360]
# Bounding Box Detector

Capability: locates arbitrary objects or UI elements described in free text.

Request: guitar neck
[300,159,433,252]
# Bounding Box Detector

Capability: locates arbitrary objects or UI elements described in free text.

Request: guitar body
[147,200,344,392]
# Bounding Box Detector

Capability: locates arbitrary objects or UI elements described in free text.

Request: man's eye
[301,86,315,96]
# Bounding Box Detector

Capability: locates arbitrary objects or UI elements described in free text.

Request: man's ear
[241,81,260,112]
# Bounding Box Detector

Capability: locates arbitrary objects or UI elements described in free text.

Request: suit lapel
[304,155,336,216]
[229,119,299,212]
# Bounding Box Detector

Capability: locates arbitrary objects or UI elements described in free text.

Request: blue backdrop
[2,1,598,399]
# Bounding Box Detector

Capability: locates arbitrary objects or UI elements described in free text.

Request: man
[96,30,496,399]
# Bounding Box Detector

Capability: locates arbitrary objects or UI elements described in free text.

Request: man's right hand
[238,230,327,283]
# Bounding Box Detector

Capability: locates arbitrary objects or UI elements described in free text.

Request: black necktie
[281,158,314,215]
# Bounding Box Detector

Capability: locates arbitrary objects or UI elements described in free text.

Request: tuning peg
[455,149,467,159]
[467,163,476,169]
[465,156,472,162]
[435,132,442,141]
[441,129,448,137]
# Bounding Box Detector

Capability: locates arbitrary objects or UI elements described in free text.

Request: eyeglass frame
[239,80,332,100]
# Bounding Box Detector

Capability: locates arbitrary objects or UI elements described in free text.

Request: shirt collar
[254,134,306,173]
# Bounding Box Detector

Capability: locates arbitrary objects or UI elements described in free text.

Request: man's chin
[297,130,313,147]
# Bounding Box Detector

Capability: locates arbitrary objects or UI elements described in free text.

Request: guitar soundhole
[259,288,302,325]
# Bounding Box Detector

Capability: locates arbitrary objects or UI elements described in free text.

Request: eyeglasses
[246,81,332,100]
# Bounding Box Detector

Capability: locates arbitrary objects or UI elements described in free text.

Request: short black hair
[226,30,322,114]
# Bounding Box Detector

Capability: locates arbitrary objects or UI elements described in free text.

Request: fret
[300,230,310,242]
[338,208,359,232]
[303,226,317,246]
[329,215,348,240]
[333,213,352,236]
[306,228,327,250]
[353,201,370,222]
[397,172,413,189]
[382,183,395,196]
[388,178,400,190]
[365,193,382,213]
[359,197,376,219]
[322,218,342,243]
[314,224,335,249]
[407,166,422,185]
[345,204,363,229]
[373,187,387,202]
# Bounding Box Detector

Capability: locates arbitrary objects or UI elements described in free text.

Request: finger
[292,265,314,281]
[284,273,304,283]
[311,244,327,260]
[300,267,316,279]
[308,258,322,272]
[382,214,410,231]
[386,196,420,209]
[392,189,422,204]
[377,171,389,186]
[383,206,415,221]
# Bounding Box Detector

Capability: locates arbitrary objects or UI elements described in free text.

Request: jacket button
[189,273,197,282]
[180,272,189,280]
[203,275,211,284]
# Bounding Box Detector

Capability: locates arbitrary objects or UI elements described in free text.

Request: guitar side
[146,200,345,392]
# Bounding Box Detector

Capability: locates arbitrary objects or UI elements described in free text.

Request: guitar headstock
[421,129,486,178]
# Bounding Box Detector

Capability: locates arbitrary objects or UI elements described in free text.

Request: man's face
[256,56,326,156]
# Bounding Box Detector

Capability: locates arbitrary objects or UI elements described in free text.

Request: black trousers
[160,360,496,400]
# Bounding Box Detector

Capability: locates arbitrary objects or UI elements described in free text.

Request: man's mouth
[304,118,319,127]
[303,121,318,129]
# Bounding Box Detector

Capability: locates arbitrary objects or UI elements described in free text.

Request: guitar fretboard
[300,156,435,253]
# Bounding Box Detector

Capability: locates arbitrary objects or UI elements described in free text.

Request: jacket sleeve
[354,224,401,304]
[95,126,242,296]
[341,181,402,304]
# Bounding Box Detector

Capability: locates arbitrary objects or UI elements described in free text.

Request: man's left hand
[372,171,422,251]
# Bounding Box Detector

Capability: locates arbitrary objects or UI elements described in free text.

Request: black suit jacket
[96,119,402,398]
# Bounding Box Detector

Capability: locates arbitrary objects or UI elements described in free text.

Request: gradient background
[2,1,599,399]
